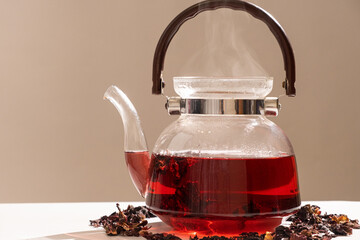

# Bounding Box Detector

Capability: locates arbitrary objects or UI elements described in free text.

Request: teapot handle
[152,0,296,96]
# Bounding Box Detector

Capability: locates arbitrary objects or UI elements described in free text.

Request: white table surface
[0,201,359,240]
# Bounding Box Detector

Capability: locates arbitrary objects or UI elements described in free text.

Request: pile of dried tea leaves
[90,204,360,240]
[284,205,360,239]
[89,204,155,236]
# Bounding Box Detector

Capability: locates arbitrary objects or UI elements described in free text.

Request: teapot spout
[104,85,150,197]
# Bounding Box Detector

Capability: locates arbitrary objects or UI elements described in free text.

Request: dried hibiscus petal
[90,204,152,236]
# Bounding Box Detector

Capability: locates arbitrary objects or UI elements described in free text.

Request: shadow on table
[30,222,185,240]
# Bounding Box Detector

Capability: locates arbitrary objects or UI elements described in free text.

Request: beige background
[0,0,359,203]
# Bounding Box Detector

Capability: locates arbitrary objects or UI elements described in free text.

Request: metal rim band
[184,99,264,115]
[166,98,280,116]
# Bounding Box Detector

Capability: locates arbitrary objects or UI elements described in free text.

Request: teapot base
[153,211,297,234]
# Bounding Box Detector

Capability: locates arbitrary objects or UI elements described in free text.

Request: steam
[179,8,269,78]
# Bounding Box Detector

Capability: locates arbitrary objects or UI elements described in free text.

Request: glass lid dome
[174,76,273,99]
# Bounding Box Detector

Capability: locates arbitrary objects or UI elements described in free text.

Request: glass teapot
[104,0,300,234]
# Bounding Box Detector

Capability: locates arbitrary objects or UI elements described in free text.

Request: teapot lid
[174,76,273,99]
[167,76,279,116]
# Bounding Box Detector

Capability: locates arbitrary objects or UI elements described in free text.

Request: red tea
[125,151,150,197]
[146,154,300,234]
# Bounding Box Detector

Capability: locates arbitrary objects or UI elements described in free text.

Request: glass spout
[104,85,150,197]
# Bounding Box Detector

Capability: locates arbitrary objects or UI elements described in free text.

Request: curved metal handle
[152,0,296,96]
